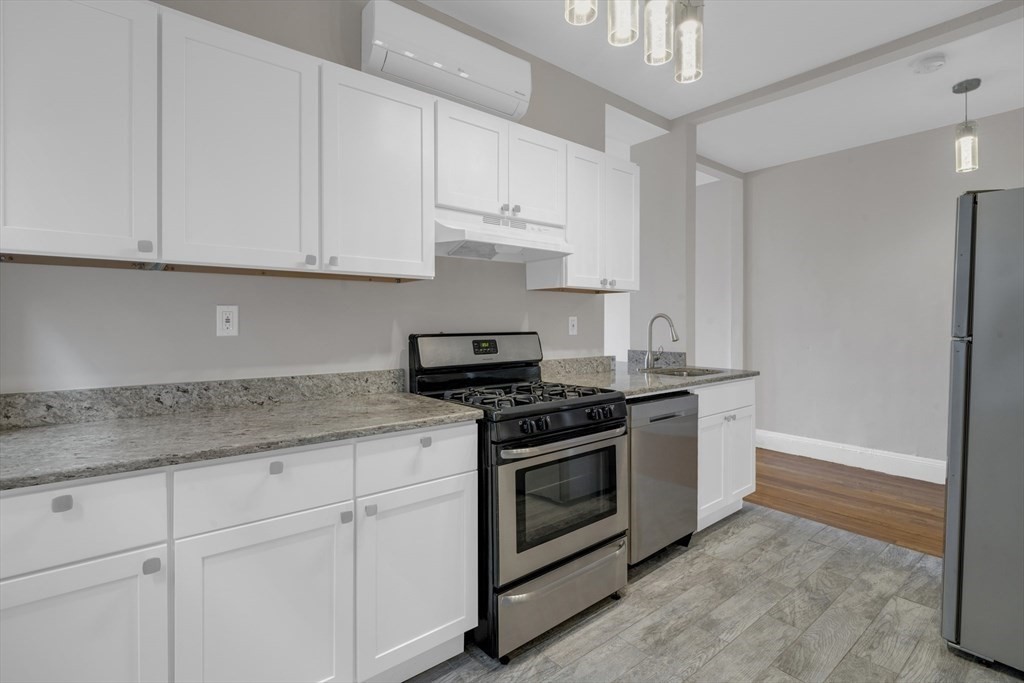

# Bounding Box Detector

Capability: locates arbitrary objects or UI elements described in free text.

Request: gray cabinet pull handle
[328,256,339,267]
[269,461,284,475]
[137,240,154,253]
[340,510,353,524]
[142,558,162,575]
[51,494,73,513]
[500,203,510,215]
[600,278,608,286]
[365,504,378,517]
[609,279,617,287]
[305,254,317,266]
[420,436,432,448]
[512,204,521,215]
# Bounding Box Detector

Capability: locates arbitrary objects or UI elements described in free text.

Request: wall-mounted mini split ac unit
[362,0,531,121]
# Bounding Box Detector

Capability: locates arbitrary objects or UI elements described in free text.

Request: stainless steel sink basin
[640,367,723,377]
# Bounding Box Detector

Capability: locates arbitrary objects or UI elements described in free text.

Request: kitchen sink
[641,367,724,377]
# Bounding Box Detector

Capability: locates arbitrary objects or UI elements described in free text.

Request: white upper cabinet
[526,148,639,292]
[436,100,567,227]
[562,145,605,290]
[436,101,509,217]
[321,65,434,279]
[508,125,567,226]
[603,158,640,291]
[0,0,158,261]
[160,11,319,271]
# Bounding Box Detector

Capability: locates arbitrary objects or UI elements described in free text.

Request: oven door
[496,426,628,586]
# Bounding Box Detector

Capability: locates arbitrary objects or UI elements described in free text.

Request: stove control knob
[585,408,599,421]
[535,416,550,432]
[519,419,534,434]
[603,406,614,419]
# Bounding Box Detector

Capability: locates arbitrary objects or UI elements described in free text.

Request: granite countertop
[0,393,481,491]
[545,362,759,399]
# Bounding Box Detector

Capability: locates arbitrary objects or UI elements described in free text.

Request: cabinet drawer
[0,474,167,579]
[174,443,353,538]
[356,424,477,497]
[691,379,755,418]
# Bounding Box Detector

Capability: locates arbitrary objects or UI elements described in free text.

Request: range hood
[435,207,572,263]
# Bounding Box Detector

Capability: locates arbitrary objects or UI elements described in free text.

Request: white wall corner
[755,429,947,484]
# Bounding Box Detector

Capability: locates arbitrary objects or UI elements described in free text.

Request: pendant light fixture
[952,78,981,173]
[565,0,706,83]
[565,0,598,26]
[675,0,704,83]
[608,0,639,47]
[644,0,674,65]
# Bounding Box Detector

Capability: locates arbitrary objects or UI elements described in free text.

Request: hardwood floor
[746,449,946,557]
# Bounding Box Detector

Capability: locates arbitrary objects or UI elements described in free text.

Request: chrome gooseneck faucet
[645,313,679,369]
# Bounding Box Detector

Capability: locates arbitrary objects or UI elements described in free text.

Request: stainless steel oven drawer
[496,536,627,657]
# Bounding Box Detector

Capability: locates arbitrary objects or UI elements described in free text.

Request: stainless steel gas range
[409,332,629,662]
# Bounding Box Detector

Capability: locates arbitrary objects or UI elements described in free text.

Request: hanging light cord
[964,90,968,124]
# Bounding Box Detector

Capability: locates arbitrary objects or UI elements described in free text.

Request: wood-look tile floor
[412,504,1022,683]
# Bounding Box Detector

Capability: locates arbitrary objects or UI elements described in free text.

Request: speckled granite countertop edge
[0,395,481,492]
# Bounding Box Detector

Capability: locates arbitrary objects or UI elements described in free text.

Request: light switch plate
[568,316,578,336]
[216,305,238,337]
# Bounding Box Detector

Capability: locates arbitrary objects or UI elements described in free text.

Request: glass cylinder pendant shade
[608,0,639,46]
[675,1,703,83]
[644,0,674,65]
[565,0,598,26]
[955,120,979,173]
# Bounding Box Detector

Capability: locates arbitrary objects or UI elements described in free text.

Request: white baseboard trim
[755,430,947,485]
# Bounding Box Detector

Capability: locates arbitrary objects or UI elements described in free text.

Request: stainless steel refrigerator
[942,188,1024,671]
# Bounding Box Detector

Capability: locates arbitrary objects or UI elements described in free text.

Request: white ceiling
[699,19,1024,172]
[422,0,1024,172]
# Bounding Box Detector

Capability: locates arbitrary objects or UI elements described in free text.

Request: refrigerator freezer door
[940,338,970,643]
[958,188,1024,671]
[951,193,976,338]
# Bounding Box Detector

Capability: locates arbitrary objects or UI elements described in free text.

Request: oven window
[516,446,617,553]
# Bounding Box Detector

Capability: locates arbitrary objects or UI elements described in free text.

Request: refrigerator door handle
[951,193,975,338]
[941,338,971,643]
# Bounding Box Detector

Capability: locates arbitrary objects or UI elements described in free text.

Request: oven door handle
[499,426,626,460]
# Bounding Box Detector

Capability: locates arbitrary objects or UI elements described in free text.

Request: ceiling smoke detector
[911,53,946,75]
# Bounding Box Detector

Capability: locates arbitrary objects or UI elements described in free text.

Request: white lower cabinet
[692,380,757,531]
[0,545,168,683]
[0,424,477,683]
[355,472,477,681]
[175,503,355,683]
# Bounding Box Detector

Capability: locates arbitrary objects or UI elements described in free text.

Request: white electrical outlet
[568,316,578,336]
[216,305,238,337]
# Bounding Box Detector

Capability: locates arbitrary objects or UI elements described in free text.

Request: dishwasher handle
[630,394,698,428]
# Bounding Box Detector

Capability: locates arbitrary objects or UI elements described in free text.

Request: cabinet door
[436,101,508,216]
[0,545,168,683]
[563,145,605,289]
[725,406,756,499]
[176,503,354,683]
[603,159,640,291]
[508,124,567,226]
[697,414,728,521]
[161,12,319,270]
[0,0,157,261]
[322,64,434,279]
[356,473,476,681]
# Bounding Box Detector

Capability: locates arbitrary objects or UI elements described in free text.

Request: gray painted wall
[629,122,697,355]
[0,0,681,393]
[745,108,1024,461]
[0,258,603,392]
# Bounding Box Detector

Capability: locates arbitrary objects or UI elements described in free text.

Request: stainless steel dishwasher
[627,393,699,565]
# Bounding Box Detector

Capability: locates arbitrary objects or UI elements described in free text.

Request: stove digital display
[473,339,499,355]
